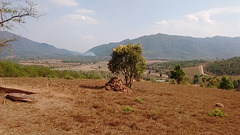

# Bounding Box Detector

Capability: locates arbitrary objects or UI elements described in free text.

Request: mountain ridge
[0,31,82,59]
[87,33,240,60]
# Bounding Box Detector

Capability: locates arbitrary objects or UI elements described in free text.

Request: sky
[12,0,240,53]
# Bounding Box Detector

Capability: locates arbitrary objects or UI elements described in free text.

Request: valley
[1,1,240,134]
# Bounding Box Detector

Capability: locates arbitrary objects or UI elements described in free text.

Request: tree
[108,43,146,88]
[233,79,240,90]
[206,77,220,88]
[193,75,200,84]
[170,65,185,84]
[0,0,39,49]
[219,76,234,90]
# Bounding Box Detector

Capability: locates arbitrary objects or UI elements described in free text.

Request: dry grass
[0,78,240,135]
[183,66,202,78]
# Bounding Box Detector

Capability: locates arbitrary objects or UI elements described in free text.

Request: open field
[183,66,202,77]
[0,78,240,135]
[20,59,166,72]
[55,61,109,71]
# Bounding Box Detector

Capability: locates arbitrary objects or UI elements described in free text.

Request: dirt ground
[0,78,240,135]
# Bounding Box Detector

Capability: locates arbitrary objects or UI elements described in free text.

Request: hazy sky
[12,0,240,52]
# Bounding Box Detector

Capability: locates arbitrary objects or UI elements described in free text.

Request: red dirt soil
[0,78,240,135]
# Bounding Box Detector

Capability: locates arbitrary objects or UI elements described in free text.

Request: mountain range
[0,31,81,59]
[1,31,240,60]
[88,33,240,60]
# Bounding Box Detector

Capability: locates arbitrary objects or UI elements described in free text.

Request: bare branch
[0,35,19,52]
[0,0,39,30]
[0,0,40,50]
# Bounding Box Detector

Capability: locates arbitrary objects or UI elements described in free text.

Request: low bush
[135,97,144,103]
[123,106,135,114]
[208,108,227,117]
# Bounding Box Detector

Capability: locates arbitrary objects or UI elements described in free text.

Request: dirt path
[199,65,208,76]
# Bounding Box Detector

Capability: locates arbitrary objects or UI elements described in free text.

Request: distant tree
[159,70,163,78]
[206,77,220,88]
[219,76,234,90]
[233,79,240,90]
[202,77,207,83]
[193,75,200,84]
[0,0,39,49]
[170,65,185,84]
[108,43,146,88]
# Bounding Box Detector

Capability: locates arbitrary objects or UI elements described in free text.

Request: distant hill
[0,31,81,59]
[87,33,240,60]
[206,57,240,76]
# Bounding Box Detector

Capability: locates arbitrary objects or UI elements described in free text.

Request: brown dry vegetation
[0,78,240,135]
[183,66,202,77]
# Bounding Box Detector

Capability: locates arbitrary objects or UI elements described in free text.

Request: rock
[215,103,224,108]
[6,93,36,102]
[105,77,132,93]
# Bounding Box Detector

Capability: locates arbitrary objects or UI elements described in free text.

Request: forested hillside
[206,57,240,75]
[88,33,240,60]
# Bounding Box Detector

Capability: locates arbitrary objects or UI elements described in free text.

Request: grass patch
[123,106,135,114]
[135,97,144,103]
[208,108,227,117]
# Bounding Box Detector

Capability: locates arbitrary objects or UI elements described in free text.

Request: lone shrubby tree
[170,65,186,84]
[219,76,234,90]
[108,43,146,88]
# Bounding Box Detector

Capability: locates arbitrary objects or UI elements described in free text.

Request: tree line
[148,59,206,72]
[206,57,240,76]
[0,61,108,79]
[169,65,239,91]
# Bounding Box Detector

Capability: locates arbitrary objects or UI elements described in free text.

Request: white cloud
[69,14,98,24]
[51,0,78,7]
[155,20,167,25]
[81,35,95,40]
[154,7,240,37]
[60,13,98,25]
[186,7,240,25]
[59,9,98,25]
[76,9,95,15]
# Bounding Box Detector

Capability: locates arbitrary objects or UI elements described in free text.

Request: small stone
[216,103,224,108]
[6,93,36,102]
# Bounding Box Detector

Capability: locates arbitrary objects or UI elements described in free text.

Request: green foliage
[169,79,177,84]
[208,108,227,117]
[0,61,102,79]
[206,57,240,76]
[151,60,206,70]
[233,79,240,91]
[193,75,200,84]
[108,43,146,88]
[202,77,207,83]
[151,78,156,83]
[64,74,73,80]
[206,77,220,88]
[123,106,135,114]
[170,65,186,84]
[0,61,27,77]
[135,97,144,103]
[219,76,234,90]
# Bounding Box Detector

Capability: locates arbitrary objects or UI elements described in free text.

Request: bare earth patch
[1,78,240,134]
